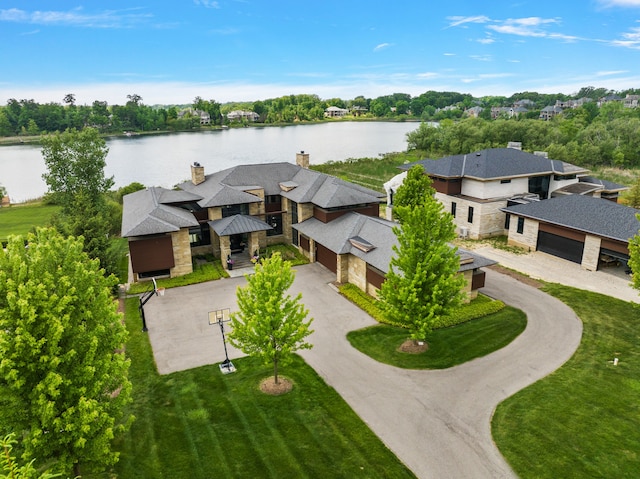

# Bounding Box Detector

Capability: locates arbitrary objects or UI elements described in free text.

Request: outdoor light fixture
[209,308,236,374]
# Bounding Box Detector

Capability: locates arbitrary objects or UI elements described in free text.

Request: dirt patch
[259,376,293,395]
[488,264,543,289]
[398,339,428,354]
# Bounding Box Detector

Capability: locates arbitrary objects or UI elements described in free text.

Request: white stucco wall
[461,178,530,199]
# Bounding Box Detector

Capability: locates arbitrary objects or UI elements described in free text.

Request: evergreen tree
[0,228,133,476]
[228,253,313,385]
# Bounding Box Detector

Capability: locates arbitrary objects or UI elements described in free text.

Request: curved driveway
[145,264,583,478]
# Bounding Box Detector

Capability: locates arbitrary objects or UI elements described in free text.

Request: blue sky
[2,0,640,105]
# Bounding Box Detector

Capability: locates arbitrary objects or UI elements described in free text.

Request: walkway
[143,263,583,478]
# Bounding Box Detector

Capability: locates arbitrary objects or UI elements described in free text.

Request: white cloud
[0,7,151,28]
[488,17,560,37]
[194,0,221,9]
[446,15,491,28]
[443,52,456,56]
[470,54,492,62]
[477,37,495,44]
[374,43,391,52]
[597,0,640,7]
[595,70,628,76]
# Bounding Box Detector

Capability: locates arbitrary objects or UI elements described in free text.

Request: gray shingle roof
[579,176,628,193]
[121,187,199,237]
[293,212,496,273]
[401,148,588,180]
[209,215,273,236]
[502,195,640,242]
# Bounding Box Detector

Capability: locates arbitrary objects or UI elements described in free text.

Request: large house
[385,147,627,240]
[384,146,634,270]
[121,153,495,299]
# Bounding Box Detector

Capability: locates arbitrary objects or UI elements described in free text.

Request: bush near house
[338,283,505,329]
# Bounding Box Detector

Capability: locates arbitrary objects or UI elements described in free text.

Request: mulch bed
[260,376,293,395]
[398,339,428,354]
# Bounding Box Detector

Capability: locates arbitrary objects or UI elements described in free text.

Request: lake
[0,121,420,203]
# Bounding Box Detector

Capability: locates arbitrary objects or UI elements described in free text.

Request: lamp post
[209,308,236,374]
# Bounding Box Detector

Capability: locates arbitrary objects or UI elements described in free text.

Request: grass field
[492,284,640,478]
[347,306,526,369]
[310,151,425,192]
[0,202,60,241]
[97,298,416,479]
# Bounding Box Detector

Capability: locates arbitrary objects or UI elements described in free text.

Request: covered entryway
[316,243,337,273]
[537,231,584,264]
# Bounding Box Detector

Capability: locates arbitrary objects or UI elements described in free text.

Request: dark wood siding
[300,235,310,252]
[538,223,585,242]
[430,176,462,195]
[366,266,385,290]
[130,236,175,273]
[316,243,337,273]
[471,270,486,290]
[601,238,628,255]
[313,203,380,223]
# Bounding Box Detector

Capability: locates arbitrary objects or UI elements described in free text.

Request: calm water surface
[0,122,419,202]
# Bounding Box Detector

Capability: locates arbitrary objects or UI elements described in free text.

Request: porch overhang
[208,215,273,237]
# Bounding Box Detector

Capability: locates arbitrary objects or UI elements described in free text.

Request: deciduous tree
[228,253,313,385]
[0,228,133,476]
[380,167,464,341]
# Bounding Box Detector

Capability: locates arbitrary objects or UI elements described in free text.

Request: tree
[625,178,640,208]
[228,253,313,385]
[1,434,61,479]
[0,228,133,476]
[392,164,434,217]
[379,167,465,341]
[628,215,640,292]
[41,128,117,273]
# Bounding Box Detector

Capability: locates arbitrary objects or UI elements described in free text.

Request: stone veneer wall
[507,217,539,250]
[219,236,231,269]
[436,193,508,239]
[345,255,366,291]
[170,229,193,277]
[581,235,602,271]
[208,207,223,258]
[299,203,314,222]
[281,198,293,243]
[336,255,349,283]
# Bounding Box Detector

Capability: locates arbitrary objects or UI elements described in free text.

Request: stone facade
[506,217,539,250]
[170,229,193,277]
[336,255,350,283]
[581,235,602,271]
[437,193,507,239]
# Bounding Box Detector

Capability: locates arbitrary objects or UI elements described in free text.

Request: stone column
[581,235,602,271]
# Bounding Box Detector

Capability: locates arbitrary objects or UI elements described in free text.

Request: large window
[467,206,474,224]
[504,213,511,230]
[222,203,249,218]
[517,217,525,234]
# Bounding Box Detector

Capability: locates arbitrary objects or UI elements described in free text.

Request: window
[467,206,474,224]
[222,203,249,218]
[504,213,511,230]
[451,202,457,218]
[189,225,211,246]
[266,213,283,236]
[500,179,511,184]
[290,200,299,246]
[517,217,525,234]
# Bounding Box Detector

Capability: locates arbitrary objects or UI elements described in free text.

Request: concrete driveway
[142,263,582,478]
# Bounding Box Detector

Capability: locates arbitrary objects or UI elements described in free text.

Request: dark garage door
[537,231,584,264]
[316,243,337,273]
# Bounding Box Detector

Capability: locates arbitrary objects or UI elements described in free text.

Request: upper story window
[500,179,511,184]
[222,203,249,218]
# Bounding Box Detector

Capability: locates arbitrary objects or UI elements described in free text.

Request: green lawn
[97,298,415,479]
[0,203,60,241]
[492,284,640,478]
[347,306,526,369]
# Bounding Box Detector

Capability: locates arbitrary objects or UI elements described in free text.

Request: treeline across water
[408,101,640,169]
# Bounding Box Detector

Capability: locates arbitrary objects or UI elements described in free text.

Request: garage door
[537,231,584,264]
[316,243,337,273]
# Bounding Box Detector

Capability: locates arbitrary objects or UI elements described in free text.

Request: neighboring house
[121,153,496,299]
[597,94,622,107]
[502,194,639,271]
[384,147,627,240]
[465,106,483,118]
[351,106,368,116]
[227,110,259,122]
[623,94,640,108]
[539,105,563,120]
[324,106,349,117]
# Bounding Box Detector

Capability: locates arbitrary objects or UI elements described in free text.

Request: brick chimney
[191,162,205,185]
[296,151,310,169]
